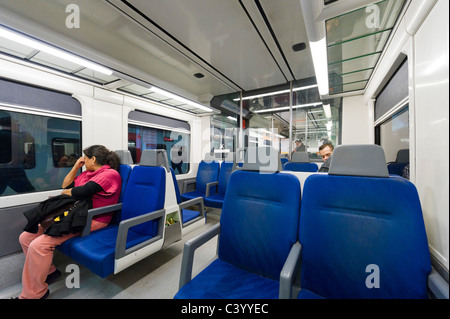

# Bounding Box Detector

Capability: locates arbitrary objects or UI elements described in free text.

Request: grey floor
[0,215,220,299]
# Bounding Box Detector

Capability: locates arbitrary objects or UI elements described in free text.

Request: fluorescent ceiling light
[150,86,213,112]
[227,116,237,121]
[254,102,323,114]
[232,84,318,101]
[0,27,113,75]
[323,104,332,118]
[309,38,329,96]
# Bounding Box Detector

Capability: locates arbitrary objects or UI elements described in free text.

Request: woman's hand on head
[74,157,85,169]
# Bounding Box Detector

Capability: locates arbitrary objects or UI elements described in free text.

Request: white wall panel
[414,0,449,270]
[342,95,373,144]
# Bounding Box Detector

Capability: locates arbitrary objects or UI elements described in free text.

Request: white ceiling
[0,0,316,104]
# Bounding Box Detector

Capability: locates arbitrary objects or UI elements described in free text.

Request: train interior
[0,0,448,300]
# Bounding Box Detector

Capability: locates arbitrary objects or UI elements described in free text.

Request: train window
[128,124,190,175]
[0,111,12,164]
[211,114,238,159]
[376,107,409,163]
[375,58,409,164]
[0,109,81,196]
[128,110,191,175]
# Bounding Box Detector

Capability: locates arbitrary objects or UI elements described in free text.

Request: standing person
[17,145,121,299]
[293,139,306,152]
[318,143,334,172]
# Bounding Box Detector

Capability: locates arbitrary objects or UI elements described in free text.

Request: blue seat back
[219,147,300,280]
[283,162,318,172]
[299,145,430,298]
[387,148,409,175]
[170,168,182,204]
[217,161,234,195]
[120,165,166,236]
[196,160,220,195]
[115,150,134,203]
[118,164,132,202]
[283,151,318,172]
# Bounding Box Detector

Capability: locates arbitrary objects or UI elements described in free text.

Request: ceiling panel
[259,0,316,81]
[0,0,237,100]
[126,0,288,91]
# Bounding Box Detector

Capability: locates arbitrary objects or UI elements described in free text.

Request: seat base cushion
[181,209,200,223]
[204,193,225,209]
[69,226,152,278]
[174,258,279,299]
[181,190,204,202]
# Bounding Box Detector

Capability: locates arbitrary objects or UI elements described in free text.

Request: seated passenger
[17,145,121,299]
[318,143,334,173]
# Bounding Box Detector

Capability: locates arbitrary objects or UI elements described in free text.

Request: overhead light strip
[0,26,113,75]
[232,84,318,101]
[254,102,323,114]
[150,86,213,112]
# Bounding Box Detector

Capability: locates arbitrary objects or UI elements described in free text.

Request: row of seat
[180,158,235,209]
[282,148,410,175]
[57,149,206,278]
[174,145,445,299]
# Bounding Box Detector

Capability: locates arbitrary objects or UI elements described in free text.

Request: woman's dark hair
[83,145,120,171]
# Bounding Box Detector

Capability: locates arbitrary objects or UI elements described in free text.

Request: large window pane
[128,124,190,175]
[0,109,81,196]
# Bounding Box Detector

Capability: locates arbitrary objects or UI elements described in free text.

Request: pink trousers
[18,221,107,299]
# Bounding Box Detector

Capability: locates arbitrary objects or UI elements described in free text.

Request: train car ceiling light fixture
[149,86,213,112]
[0,26,113,76]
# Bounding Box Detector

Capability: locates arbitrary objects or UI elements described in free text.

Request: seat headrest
[329,144,389,177]
[115,150,133,165]
[204,152,219,163]
[291,152,309,163]
[223,151,235,163]
[396,149,409,162]
[140,149,170,171]
[241,147,281,173]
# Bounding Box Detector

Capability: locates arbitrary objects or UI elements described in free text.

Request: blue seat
[180,159,220,201]
[115,150,134,203]
[204,161,234,209]
[387,149,409,176]
[175,147,301,299]
[296,145,431,299]
[62,165,166,277]
[283,152,318,172]
[170,168,204,225]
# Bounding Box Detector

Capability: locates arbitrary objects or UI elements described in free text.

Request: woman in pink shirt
[17,145,121,299]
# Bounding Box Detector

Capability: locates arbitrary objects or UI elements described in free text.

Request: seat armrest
[179,223,221,289]
[205,181,219,197]
[115,209,165,259]
[279,242,302,299]
[428,268,449,299]
[179,196,205,218]
[182,179,196,194]
[81,203,123,237]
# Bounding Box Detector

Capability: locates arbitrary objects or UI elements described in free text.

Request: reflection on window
[0,111,12,164]
[52,138,81,167]
[128,124,190,175]
[0,110,81,196]
[377,107,409,163]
